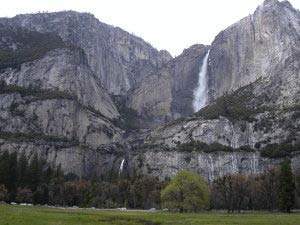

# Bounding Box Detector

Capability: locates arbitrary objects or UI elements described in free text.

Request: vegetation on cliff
[0,25,67,70]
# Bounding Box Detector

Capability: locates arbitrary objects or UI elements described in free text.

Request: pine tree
[18,151,29,188]
[8,151,18,200]
[0,151,10,188]
[278,160,295,212]
[28,153,41,191]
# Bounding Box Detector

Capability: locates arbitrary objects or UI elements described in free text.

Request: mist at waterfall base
[193,50,210,112]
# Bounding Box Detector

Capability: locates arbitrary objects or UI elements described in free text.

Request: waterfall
[119,159,125,175]
[208,155,215,183]
[193,50,210,112]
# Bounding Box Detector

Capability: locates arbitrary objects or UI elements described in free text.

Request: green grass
[0,205,300,225]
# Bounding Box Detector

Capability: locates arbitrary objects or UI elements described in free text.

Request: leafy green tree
[161,170,210,212]
[278,160,295,212]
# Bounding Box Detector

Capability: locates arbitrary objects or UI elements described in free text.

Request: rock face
[0,25,123,175]
[208,0,300,107]
[146,111,297,150]
[128,44,210,126]
[1,11,172,95]
[127,0,300,180]
[0,48,118,119]
[129,150,300,182]
[0,0,299,181]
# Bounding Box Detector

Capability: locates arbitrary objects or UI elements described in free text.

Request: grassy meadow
[0,205,300,225]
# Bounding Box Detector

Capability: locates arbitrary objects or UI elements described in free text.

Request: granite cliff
[0,0,299,181]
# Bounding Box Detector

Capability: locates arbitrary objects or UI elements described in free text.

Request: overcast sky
[0,0,299,56]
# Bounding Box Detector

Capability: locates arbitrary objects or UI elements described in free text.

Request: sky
[0,0,299,56]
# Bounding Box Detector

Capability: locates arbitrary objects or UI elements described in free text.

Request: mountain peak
[262,0,278,6]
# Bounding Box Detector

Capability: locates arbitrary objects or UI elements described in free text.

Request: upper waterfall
[193,50,210,112]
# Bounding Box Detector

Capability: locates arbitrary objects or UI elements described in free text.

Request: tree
[0,184,8,202]
[34,184,49,204]
[213,175,234,212]
[0,151,10,188]
[8,151,18,199]
[295,169,300,198]
[232,174,249,212]
[16,187,33,203]
[259,168,279,211]
[18,151,29,188]
[161,170,210,212]
[278,160,295,212]
[27,153,41,191]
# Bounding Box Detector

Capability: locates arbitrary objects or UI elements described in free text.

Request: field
[0,205,300,225]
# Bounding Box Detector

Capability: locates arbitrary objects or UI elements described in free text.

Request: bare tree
[214,175,234,212]
[232,174,249,212]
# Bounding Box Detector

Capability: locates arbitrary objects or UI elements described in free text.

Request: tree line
[211,160,297,212]
[0,150,166,208]
[0,150,299,212]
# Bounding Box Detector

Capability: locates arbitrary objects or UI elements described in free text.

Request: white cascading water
[193,50,210,112]
[208,155,215,183]
[119,159,125,175]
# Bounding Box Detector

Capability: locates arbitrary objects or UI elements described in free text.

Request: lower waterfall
[119,159,125,175]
